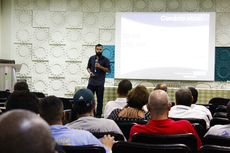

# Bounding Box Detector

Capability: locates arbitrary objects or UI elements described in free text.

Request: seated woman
[107,85,150,121]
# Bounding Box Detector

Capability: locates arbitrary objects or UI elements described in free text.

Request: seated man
[154,83,167,92]
[129,90,202,150]
[65,89,125,140]
[104,79,132,118]
[0,109,57,153]
[169,87,210,129]
[40,96,114,153]
[188,87,212,121]
[205,101,230,136]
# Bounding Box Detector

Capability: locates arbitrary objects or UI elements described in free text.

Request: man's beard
[96,52,102,57]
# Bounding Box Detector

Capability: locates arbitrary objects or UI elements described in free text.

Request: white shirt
[205,124,230,137]
[169,105,210,129]
[191,104,213,121]
[104,98,127,118]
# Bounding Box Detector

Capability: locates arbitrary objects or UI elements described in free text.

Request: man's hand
[100,134,115,151]
[95,62,101,69]
[89,72,95,77]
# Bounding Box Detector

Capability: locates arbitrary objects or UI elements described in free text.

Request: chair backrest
[132,133,197,153]
[112,141,192,153]
[0,91,11,98]
[215,105,227,112]
[213,112,228,118]
[169,117,207,137]
[197,103,215,115]
[209,97,230,110]
[114,121,137,141]
[58,97,73,110]
[195,84,211,89]
[31,92,46,98]
[92,132,124,141]
[62,145,105,153]
[203,135,230,147]
[191,123,205,139]
[198,145,230,153]
[210,117,230,127]
[139,82,154,87]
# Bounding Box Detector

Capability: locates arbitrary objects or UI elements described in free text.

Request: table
[75,86,230,115]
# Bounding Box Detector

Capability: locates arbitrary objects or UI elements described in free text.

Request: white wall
[1,0,12,59]
[1,0,230,96]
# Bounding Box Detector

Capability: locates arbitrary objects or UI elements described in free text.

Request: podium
[0,64,22,91]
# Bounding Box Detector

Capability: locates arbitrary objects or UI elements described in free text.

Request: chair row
[61,142,230,153]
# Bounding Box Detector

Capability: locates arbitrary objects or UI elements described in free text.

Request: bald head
[0,110,56,153]
[155,83,167,92]
[148,90,170,115]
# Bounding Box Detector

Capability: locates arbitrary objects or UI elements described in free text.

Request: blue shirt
[87,55,110,86]
[50,125,111,153]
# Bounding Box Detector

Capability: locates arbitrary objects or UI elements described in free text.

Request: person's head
[188,87,198,104]
[147,90,171,116]
[6,91,40,114]
[95,44,103,57]
[14,81,29,91]
[117,79,132,97]
[40,96,64,125]
[73,89,95,116]
[175,87,193,106]
[154,83,167,92]
[127,85,149,109]
[227,101,230,120]
[0,109,56,153]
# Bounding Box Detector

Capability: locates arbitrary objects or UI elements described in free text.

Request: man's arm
[87,68,95,77]
[95,63,110,73]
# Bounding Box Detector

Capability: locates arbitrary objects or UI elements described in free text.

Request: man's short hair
[0,109,56,153]
[188,87,198,104]
[95,44,103,49]
[118,79,132,96]
[14,81,29,91]
[155,83,167,92]
[175,87,192,106]
[40,96,63,125]
[6,91,40,114]
[73,89,95,115]
[127,85,149,109]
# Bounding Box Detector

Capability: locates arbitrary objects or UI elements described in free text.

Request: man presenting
[87,44,110,118]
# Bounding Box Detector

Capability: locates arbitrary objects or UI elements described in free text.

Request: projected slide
[115,12,215,81]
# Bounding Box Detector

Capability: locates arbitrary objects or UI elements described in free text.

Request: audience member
[129,90,202,150]
[6,91,40,114]
[168,87,210,129]
[188,87,212,120]
[65,89,125,140]
[107,85,150,121]
[205,101,230,136]
[40,96,114,153]
[154,83,167,92]
[5,91,65,153]
[14,81,29,91]
[104,79,132,118]
[0,109,57,153]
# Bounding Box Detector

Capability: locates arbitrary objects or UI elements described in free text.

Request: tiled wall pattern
[11,0,230,97]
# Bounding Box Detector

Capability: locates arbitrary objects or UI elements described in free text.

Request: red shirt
[129,118,202,150]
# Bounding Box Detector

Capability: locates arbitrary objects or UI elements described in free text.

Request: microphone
[95,59,98,73]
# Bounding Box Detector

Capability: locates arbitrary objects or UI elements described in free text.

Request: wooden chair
[112,141,192,153]
[195,84,211,89]
[139,82,154,87]
[132,133,197,153]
